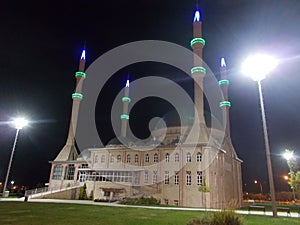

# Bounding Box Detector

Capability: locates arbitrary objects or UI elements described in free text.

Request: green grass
[0,202,299,225]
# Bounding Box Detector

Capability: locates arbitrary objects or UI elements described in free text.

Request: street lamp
[254,180,264,196]
[242,53,278,217]
[2,118,28,197]
[283,149,296,201]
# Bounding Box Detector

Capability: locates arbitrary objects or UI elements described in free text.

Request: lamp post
[2,118,28,197]
[254,180,264,197]
[283,149,296,201]
[242,53,278,217]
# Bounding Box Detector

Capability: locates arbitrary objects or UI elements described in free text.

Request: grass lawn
[0,202,299,225]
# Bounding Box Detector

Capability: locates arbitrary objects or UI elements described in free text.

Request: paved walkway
[0,197,299,218]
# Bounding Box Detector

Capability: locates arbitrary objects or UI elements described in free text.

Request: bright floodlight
[283,150,294,161]
[242,54,278,81]
[12,118,28,130]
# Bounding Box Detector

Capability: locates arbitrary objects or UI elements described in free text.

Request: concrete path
[1,197,299,218]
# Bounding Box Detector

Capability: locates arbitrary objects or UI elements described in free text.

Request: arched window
[144,170,149,183]
[94,155,99,163]
[101,155,105,163]
[135,154,139,163]
[52,164,63,180]
[165,153,170,162]
[175,152,179,162]
[126,154,131,163]
[186,152,191,162]
[154,153,158,163]
[145,154,149,162]
[117,154,121,163]
[196,152,202,162]
[110,154,114,163]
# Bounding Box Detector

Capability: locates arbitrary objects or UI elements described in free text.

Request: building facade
[48,7,243,208]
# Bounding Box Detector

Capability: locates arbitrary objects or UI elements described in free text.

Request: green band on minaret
[75,71,86,79]
[72,93,83,99]
[120,114,129,120]
[219,101,231,107]
[190,38,206,47]
[122,97,131,102]
[191,66,206,75]
[218,80,230,85]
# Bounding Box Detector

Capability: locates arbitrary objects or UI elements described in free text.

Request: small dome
[106,136,130,146]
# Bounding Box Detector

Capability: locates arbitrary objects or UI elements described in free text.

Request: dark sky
[0,0,300,194]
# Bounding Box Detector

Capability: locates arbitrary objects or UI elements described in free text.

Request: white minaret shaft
[191,9,206,124]
[219,57,231,138]
[120,79,130,138]
[54,50,86,161]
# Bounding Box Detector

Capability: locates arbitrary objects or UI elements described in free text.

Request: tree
[284,149,299,199]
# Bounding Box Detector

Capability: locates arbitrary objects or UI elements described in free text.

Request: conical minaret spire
[218,57,232,140]
[54,49,86,161]
[120,78,130,138]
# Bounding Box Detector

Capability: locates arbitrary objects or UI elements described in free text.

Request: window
[144,170,148,183]
[65,164,75,180]
[94,154,99,163]
[145,154,149,163]
[174,172,179,185]
[79,164,88,168]
[165,153,170,162]
[174,200,179,206]
[52,164,63,180]
[196,152,202,162]
[175,152,179,162]
[135,154,139,163]
[117,154,121,163]
[197,171,203,185]
[101,155,105,163]
[186,171,191,185]
[126,154,131,163]
[164,171,169,184]
[164,199,169,205]
[153,171,158,184]
[186,152,191,162]
[154,153,158,163]
[110,154,114,163]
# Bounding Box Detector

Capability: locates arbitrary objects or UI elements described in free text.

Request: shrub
[119,196,160,206]
[187,211,243,225]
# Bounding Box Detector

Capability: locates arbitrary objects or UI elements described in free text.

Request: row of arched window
[94,152,202,164]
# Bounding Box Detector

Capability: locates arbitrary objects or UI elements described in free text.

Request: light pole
[254,180,264,196]
[2,118,28,197]
[242,53,278,217]
[283,149,296,201]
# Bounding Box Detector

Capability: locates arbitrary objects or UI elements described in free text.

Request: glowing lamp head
[242,54,278,81]
[12,118,28,130]
[81,50,86,60]
[194,10,201,22]
[125,79,130,87]
[254,180,258,184]
[283,150,294,161]
[221,57,226,67]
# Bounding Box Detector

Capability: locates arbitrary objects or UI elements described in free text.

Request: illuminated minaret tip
[221,57,226,67]
[193,10,201,22]
[81,49,86,60]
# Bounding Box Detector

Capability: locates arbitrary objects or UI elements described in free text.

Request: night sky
[1,0,300,194]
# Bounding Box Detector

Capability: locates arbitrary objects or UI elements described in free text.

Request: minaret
[120,79,130,138]
[190,8,206,125]
[54,50,86,161]
[219,57,231,140]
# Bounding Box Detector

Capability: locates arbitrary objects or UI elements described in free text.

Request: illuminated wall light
[122,97,131,102]
[126,79,130,87]
[190,38,205,47]
[75,71,86,79]
[81,50,86,60]
[219,101,231,107]
[221,57,227,67]
[72,93,83,99]
[218,80,230,85]
[191,66,206,74]
[120,114,129,120]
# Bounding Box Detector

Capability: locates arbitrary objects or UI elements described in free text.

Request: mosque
[47,7,243,208]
